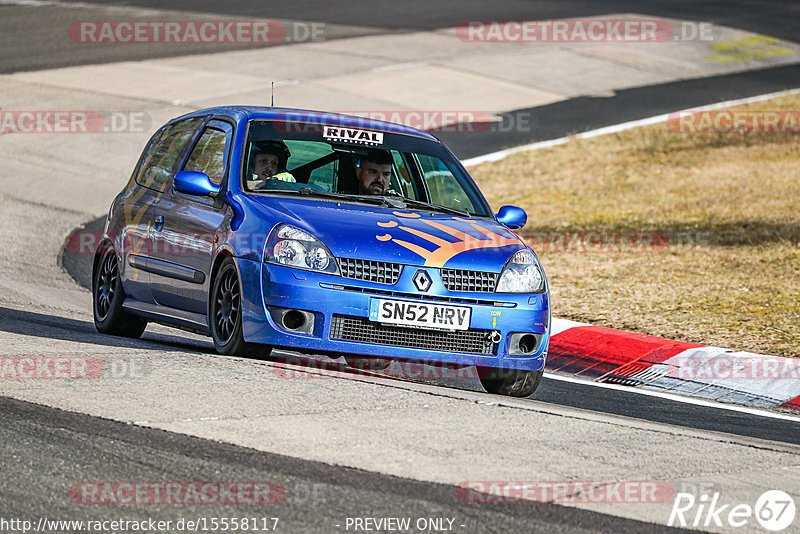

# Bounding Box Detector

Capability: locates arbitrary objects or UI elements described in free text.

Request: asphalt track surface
[441,63,800,158]
[3,0,799,73]
[4,1,800,158]
[53,0,800,38]
[1,396,697,534]
[5,1,800,532]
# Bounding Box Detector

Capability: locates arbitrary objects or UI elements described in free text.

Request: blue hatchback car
[93,107,550,397]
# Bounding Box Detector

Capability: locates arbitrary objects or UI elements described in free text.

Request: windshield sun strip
[246,117,436,141]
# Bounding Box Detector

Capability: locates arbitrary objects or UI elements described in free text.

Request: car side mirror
[174,171,220,197]
[496,205,527,229]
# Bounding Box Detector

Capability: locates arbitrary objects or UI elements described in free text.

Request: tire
[478,367,543,397]
[92,245,147,338]
[210,257,271,358]
[344,356,391,372]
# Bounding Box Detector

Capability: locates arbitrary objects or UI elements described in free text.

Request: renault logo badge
[412,270,432,292]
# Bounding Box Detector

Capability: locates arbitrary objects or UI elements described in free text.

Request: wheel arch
[91,238,115,288]
[208,248,235,289]
[207,248,238,321]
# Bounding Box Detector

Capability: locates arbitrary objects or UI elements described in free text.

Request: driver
[355,149,393,195]
[250,140,295,188]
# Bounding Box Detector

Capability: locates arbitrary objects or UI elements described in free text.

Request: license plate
[369,299,471,331]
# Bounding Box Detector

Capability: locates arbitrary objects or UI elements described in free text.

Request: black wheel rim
[214,267,240,344]
[95,250,118,320]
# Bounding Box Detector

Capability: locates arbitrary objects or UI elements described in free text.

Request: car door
[120,116,205,304]
[149,119,234,315]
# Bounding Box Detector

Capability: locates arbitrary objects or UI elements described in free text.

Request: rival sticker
[323,126,383,146]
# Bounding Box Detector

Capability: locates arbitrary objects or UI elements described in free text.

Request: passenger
[250,140,295,188]
[355,149,393,195]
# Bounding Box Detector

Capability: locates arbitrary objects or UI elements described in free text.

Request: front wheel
[478,367,542,397]
[93,245,147,338]
[210,257,271,358]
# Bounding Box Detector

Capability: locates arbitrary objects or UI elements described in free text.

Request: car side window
[136,117,203,192]
[183,127,227,185]
[415,153,476,212]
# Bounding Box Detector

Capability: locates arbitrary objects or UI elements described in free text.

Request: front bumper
[237,257,550,371]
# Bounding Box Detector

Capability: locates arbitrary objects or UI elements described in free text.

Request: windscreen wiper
[296,188,470,216]
[395,197,470,217]
[297,188,391,206]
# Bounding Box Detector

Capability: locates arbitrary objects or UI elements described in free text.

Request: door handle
[153,215,164,232]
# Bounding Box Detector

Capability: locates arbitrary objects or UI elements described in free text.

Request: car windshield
[241,118,492,217]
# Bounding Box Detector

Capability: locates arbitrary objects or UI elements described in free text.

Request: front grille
[330,315,496,355]
[338,258,402,285]
[441,268,498,293]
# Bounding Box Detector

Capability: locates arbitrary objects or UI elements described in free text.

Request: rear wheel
[92,245,147,338]
[344,356,391,372]
[478,367,542,397]
[210,257,271,358]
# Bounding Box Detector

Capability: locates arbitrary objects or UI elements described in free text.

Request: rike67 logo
[669,490,796,531]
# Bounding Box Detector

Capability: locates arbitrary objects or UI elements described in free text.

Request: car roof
[175,106,441,141]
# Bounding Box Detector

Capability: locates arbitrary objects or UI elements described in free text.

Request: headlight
[495,248,545,293]
[265,224,339,275]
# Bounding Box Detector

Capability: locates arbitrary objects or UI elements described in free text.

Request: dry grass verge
[470,93,800,357]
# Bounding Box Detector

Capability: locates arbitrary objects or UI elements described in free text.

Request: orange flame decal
[377,213,520,267]
[393,211,421,218]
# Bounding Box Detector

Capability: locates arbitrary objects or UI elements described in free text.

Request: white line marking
[550,318,590,336]
[545,372,800,422]
[463,88,800,167]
